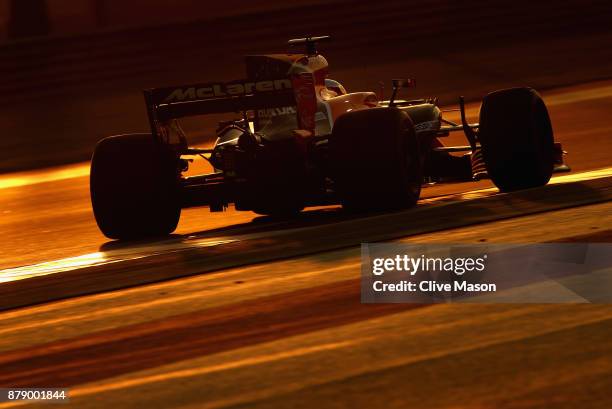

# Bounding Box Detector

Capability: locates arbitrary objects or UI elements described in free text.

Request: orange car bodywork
[248,53,377,136]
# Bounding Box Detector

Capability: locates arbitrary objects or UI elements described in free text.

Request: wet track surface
[0,81,611,408]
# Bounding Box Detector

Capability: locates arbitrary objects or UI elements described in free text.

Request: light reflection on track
[0,162,90,190]
[2,166,611,284]
[422,167,612,204]
[2,80,612,273]
[0,238,236,283]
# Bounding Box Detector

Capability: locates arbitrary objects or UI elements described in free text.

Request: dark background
[1,0,612,172]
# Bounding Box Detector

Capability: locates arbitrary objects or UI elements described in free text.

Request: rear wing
[143,78,296,141]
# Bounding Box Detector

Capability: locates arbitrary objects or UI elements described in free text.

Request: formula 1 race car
[90,36,569,240]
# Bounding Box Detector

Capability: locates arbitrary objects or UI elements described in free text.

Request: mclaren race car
[90,36,569,240]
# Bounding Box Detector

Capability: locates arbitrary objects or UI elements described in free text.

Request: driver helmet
[325,78,347,95]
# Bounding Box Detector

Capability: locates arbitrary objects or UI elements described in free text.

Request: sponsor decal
[414,120,440,132]
[163,79,293,103]
[292,73,317,132]
[257,106,296,118]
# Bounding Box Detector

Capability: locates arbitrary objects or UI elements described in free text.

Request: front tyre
[90,134,181,240]
[478,87,554,192]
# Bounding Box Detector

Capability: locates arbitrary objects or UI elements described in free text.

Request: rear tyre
[478,87,554,191]
[330,107,422,211]
[90,134,181,240]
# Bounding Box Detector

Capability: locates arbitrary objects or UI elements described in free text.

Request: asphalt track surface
[0,81,611,408]
[2,80,612,271]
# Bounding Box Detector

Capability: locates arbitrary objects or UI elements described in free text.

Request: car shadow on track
[97,205,388,253]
